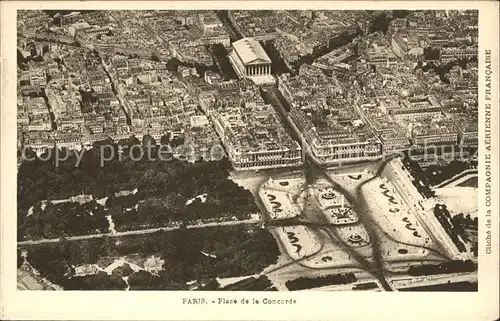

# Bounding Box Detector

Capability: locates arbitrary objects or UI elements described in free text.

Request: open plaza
[325,167,377,194]
[301,228,373,269]
[361,177,432,259]
[275,225,322,261]
[258,177,305,220]
[315,185,359,225]
[258,171,376,268]
[252,155,474,274]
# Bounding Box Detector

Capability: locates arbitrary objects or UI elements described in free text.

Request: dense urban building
[17,9,479,168]
[278,67,383,165]
[212,104,302,169]
[200,82,301,169]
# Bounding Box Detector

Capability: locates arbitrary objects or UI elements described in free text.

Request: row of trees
[401,152,435,198]
[400,281,478,292]
[286,273,357,290]
[220,275,276,291]
[407,260,477,276]
[434,204,469,253]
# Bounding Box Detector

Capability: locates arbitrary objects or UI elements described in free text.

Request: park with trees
[18,140,259,240]
[21,225,280,290]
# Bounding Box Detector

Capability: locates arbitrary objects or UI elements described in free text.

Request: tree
[128,270,160,289]
[128,136,141,146]
[112,263,133,277]
[142,134,156,147]
[170,135,185,148]
[164,192,183,212]
[43,222,53,238]
[141,134,157,161]
[17,249,23,268]
[369,11,391,34]
[424,47,440,61]
[160,133,171,145]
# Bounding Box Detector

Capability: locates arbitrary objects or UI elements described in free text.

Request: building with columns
[228,38,272,79]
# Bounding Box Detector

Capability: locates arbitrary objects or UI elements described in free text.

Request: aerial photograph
[16,9,478,291]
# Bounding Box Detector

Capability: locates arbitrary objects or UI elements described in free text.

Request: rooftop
[232,38,271,65]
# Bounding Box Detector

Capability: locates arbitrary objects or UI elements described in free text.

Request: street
[18,217,262,246]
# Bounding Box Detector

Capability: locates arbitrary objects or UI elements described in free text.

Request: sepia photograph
[14,8,481,292]
[1,1,498,320]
